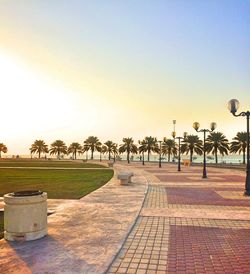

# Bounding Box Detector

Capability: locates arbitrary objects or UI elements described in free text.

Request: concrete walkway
[1,162,250,273]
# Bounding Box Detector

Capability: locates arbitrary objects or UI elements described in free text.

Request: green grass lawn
[0,159,107,168]
[0,168,113,199]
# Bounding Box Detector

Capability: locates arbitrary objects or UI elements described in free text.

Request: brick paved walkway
[107,163,250,274]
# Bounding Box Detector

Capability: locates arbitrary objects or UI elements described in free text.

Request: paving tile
[167,223,250,273]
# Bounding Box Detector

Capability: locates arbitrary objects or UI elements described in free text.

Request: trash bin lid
[11,190,43,197]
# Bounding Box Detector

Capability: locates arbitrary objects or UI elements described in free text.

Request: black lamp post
[193,122,217,178]
[172,131,176,163]
[138,140,145,166]
[172,120,176,162]
[158,140,162,168]
[228,99,250,195]
[176,132,188,172]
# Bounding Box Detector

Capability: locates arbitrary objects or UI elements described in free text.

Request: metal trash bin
[4,190,47,241]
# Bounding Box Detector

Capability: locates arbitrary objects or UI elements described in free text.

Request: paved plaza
[0,162,250,273]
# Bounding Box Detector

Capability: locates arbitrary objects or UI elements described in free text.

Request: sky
[0,0,249,155]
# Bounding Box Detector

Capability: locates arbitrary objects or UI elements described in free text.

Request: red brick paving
[157,174,245,182]
[145,168,205,175]
[157,175,198,182]
[167,225,250,273]
[166,187,250,207]
[222,175,245,182]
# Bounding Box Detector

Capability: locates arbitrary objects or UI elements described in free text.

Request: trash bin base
[4,228,47,241]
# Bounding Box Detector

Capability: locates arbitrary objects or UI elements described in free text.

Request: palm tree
[83,136,102,160]
[206,132,229,164]
[104,140,117,160]
[119,138,138,163]
[230,132,248,164]
[112,143,119,161]
[142,136,158,161]
[0,143,8,158]
[49,140,67,159]
[96,144,106,161]
[181,135,203,162]
[162,138,177,162]
[138,140,147,164]
[29,140,48,159]
[68,142,82,160]
[82,142,90,160]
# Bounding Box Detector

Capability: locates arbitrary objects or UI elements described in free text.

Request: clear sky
[0,0,249,155]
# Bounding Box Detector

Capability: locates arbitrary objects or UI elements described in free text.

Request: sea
[4,153,247,164]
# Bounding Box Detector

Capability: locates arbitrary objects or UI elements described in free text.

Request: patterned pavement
[107,163,250,274]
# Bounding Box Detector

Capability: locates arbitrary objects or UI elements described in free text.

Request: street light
[228,99,250,195]
[172,120,176,162]
[158,140,162,168]
[193,122,217,178]
[175,132,188,172]
[172,131,176,163]
[138,140,145,166]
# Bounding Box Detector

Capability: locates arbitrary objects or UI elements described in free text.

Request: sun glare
[0,51,115,154]
[0,52,76,138]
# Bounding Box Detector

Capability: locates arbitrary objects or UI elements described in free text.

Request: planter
[4,190,47,241]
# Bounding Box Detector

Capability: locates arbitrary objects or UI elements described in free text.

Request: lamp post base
[244,190,250,196]
[202,174,208,179]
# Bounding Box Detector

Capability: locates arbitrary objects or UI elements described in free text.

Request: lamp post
[138,140,145,166]
[193,122,217,178]
[158,140,162,168]
[172,120,176,162]
[172,130,176,163]
[228,99,250,195]
[175,132,188,172]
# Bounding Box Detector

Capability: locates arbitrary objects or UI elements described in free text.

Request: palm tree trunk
[243,148,246,164]
[190,150,193,162]
[127,151,130,163]
[215,148,218,164]
[91,149,94,160]
[38,151,41,159]
[108,151,111,160]
[168,153,170,162]
[148,150,150,162]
